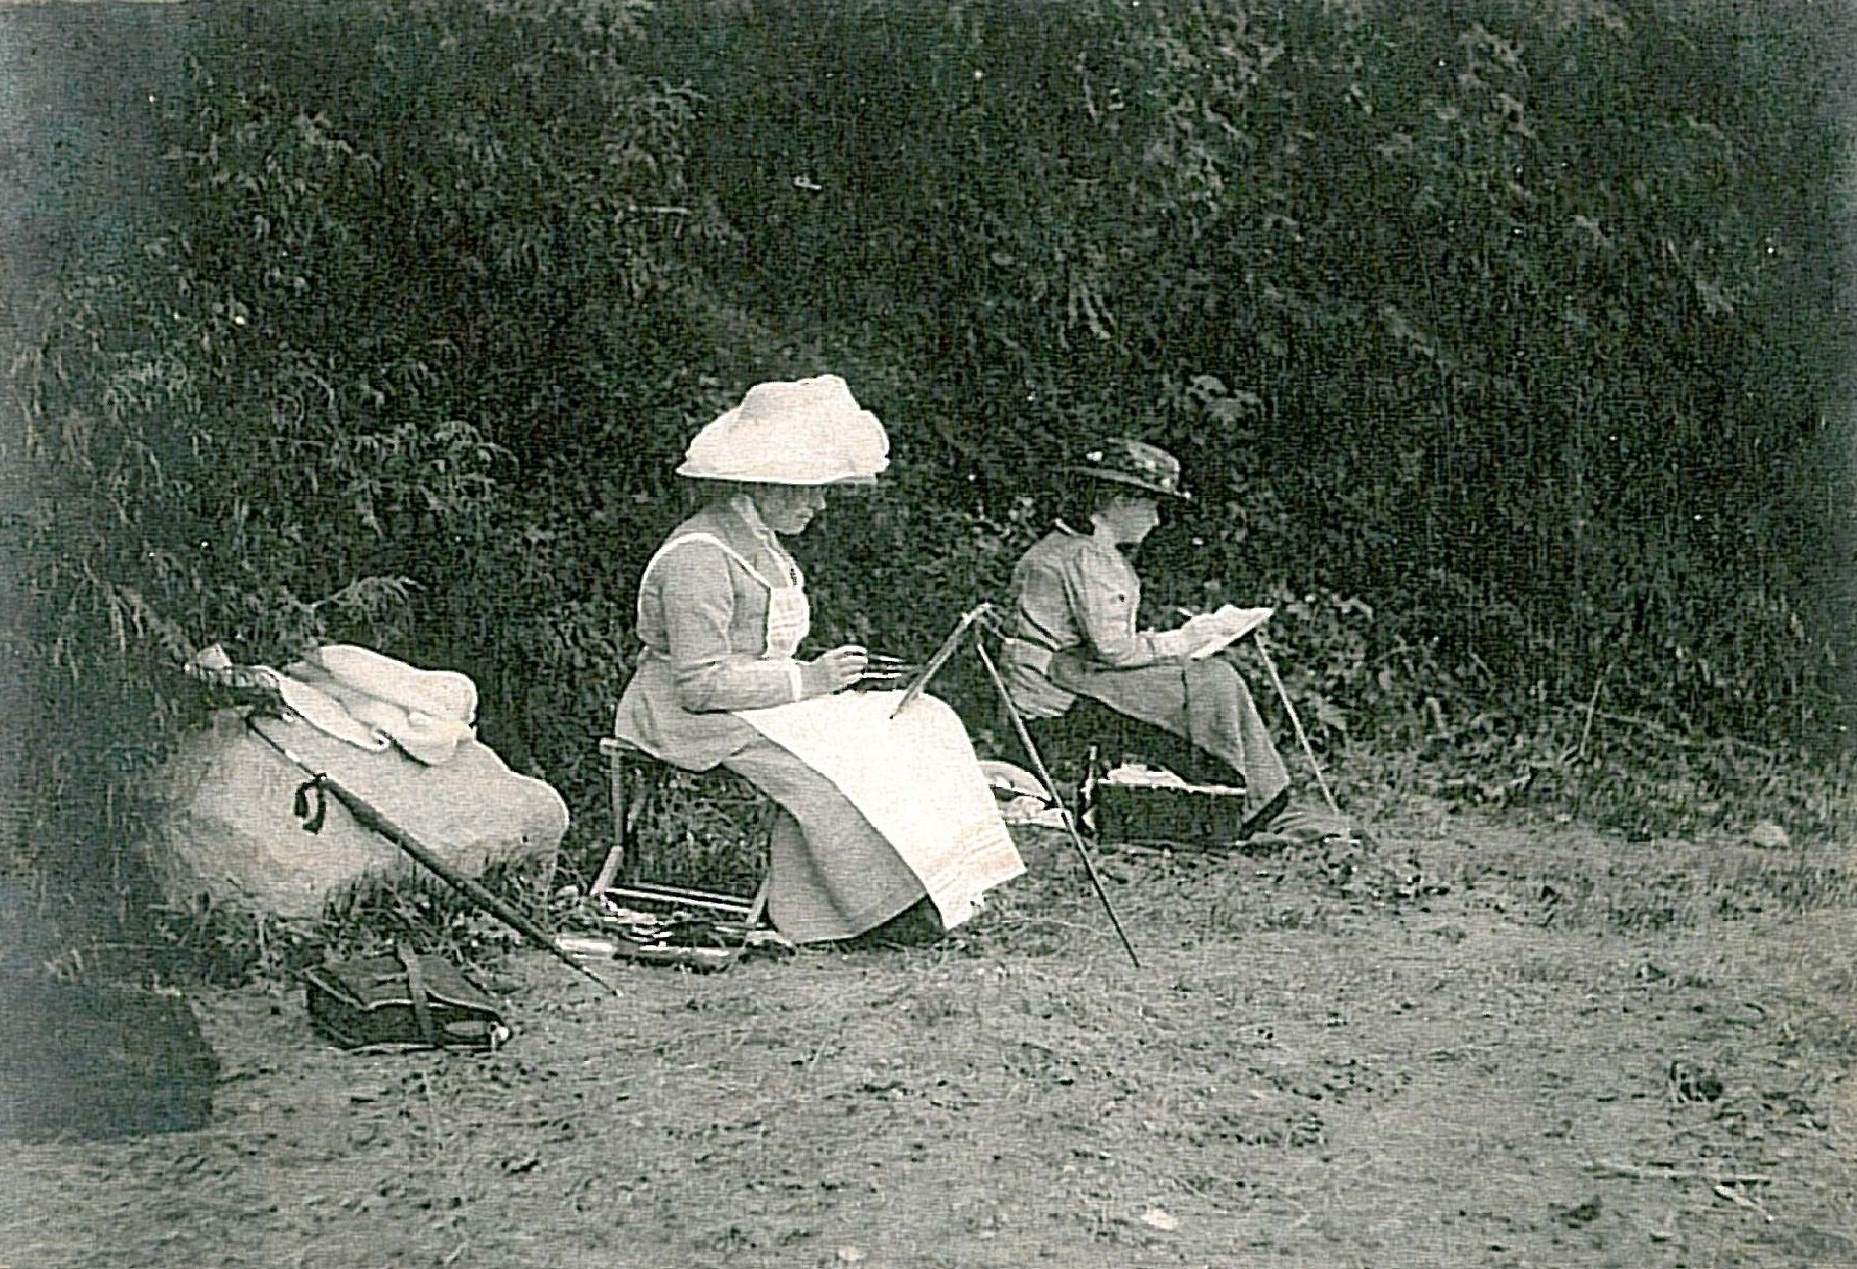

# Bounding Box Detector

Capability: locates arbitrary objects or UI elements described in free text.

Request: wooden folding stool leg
[591,736,774,926]
[741,801,778,926]
[592,736,659,898]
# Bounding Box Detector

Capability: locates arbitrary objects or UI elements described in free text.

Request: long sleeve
[653,542,803,712]
[1066,545,1172,669]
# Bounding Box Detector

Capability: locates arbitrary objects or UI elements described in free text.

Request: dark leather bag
[302,945,508,1050]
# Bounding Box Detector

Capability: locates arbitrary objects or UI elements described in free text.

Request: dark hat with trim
[1064,437,1191,500]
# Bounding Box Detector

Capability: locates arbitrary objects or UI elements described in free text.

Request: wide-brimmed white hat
[677,374,890,485]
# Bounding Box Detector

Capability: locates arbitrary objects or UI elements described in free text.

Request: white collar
[1058,517,1131,555]
[728,492,802,585]
[729,493,779,543]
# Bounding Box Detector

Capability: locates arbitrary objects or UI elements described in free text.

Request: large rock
[145,710,566,919]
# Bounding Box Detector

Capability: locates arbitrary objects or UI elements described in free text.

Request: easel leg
[972,639,1141,969]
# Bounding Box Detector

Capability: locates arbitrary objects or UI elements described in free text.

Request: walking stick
[245,716,620,997]
[971,638,1142,969]
[1251,634,1344,822]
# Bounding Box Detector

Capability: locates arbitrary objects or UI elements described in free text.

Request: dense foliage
[5,0,1851,918]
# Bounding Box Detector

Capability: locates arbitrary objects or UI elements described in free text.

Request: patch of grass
[1396,825,1857,935]
[1346,709,1857,847]
[127,860,556,989]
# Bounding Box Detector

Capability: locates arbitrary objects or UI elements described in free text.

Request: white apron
[735,691,1025,931]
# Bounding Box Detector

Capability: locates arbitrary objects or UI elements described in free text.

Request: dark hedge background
[3,0,1853,928]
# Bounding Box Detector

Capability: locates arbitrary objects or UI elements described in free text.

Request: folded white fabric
[978,758,1044,798]
[310,645,477,725]
[188,643,478,766]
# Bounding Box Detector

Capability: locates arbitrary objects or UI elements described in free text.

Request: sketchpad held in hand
[303,951,510,1050]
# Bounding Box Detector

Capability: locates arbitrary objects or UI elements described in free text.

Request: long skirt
[1054,653,1291,817]
[724,736,929,944]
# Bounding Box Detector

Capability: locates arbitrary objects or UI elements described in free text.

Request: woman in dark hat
[999,438,1291,838]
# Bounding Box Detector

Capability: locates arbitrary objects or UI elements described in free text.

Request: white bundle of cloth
[189,644,478,766]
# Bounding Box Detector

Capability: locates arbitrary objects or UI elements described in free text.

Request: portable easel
[891,603,1143,967]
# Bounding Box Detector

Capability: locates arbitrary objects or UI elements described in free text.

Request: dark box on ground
[303,952,507,1050]
[1092,780,1247,848]
[0,978,218,1140]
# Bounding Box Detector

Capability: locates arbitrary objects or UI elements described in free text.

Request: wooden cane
[245,716,620,997]
[972,639,1142,969]
[1251,634,1345,822]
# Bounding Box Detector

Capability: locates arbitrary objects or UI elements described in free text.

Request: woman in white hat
[614,376,1024,944]
[1000,438,1292,839]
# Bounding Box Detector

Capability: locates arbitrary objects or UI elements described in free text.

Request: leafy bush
[654,0,1851,756]
[4,0,1852,967]
[7,0,724,887]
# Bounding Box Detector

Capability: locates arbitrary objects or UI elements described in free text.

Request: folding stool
[591,735,774,925]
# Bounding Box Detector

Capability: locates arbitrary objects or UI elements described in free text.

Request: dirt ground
[4,804,1854,1269]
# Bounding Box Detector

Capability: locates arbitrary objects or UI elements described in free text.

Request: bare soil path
[4,810,1854,1268]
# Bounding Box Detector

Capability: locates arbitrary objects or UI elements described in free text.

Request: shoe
[1238,787,1291,840]
[836,897,945,950]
